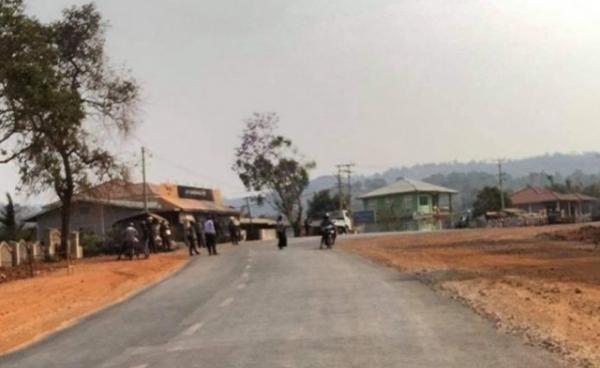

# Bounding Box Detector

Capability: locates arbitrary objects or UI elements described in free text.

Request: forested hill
[226,152,600,216]
[374,152,600,183]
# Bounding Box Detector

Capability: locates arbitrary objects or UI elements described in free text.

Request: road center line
[237,283,247,290]
[129,364,148,368]
[220,297,235,307]
[182,322,205,336]
[245,264,251,269]
[242,272,249,278]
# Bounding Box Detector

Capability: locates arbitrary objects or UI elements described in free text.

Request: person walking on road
[204,216,218,255]
[276,215,287,250]
[186,222,200,256]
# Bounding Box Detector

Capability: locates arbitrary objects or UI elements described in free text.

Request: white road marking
[167,346,186,353]
[129,364,148,368]
[245,264,251,269]
[237,283,247,290]
[182,322,205,336]
[220,297,235,307]
[128,346,154,356]
[242,272,249,278]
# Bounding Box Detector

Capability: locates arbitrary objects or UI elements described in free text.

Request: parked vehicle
[329,210,353,234]
[308,210,353,235]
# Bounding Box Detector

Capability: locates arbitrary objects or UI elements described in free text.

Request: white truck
[309,210,353,234]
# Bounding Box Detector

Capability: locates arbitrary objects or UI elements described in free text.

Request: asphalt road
[1,237,564,368]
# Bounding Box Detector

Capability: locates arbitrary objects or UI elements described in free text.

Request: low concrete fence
[0,230,83,268]
[0,241,44,268]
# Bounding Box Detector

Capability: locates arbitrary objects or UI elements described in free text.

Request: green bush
[80,232,104,257]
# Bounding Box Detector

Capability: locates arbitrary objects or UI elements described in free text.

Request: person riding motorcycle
[320,214,336,247]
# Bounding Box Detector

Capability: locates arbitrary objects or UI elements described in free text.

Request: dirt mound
[538,225,600,244]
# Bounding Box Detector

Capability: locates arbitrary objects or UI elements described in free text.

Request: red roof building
[510,186,597,222]
[26,180,239,240]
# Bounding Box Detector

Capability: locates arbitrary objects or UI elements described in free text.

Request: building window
[419,195,429,206]
[403,195,412,210]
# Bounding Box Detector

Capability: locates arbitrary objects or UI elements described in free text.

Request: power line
[126,131,245,192]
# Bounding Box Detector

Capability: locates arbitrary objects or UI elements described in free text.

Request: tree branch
[0,144,33,164]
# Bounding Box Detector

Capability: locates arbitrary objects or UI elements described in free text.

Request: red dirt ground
[0,250,188,353]
[340,223,600,368]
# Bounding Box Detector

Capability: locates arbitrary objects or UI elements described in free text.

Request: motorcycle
[120,237,149,260]
[320,224,336,249]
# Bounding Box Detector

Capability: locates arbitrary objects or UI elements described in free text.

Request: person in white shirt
[204,216,218,255]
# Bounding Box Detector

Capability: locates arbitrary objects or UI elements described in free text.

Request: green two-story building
[357,178,458,232]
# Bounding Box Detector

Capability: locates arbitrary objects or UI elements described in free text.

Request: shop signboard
[177,185,214,201]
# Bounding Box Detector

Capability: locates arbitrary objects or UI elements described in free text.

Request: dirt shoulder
[340,224,600,368]
[0,250,189,353]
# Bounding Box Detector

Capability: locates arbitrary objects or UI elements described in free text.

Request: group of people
[119,216,173,260]
[122,213,338,258]
[186,216,241,257]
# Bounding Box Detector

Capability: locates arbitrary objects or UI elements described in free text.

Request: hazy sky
[2,0,600,203]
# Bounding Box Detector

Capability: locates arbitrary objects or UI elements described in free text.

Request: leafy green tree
[307,190,340,219]
[0,193,23,241]
[233,112,315,236]
[0,2,138,260]
[472,186,512,217]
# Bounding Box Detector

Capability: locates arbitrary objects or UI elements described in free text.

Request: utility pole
[498,159,505,211]
[336,167,344,211]
[336,164,355,211]
[142,146,148,213]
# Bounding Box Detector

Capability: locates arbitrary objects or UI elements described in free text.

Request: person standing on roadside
[119,222,139,260]
[304,218,311,237]
[145,217,157,253]
[194,219,206,249]
[228,217,239,245]
[160,220,172,251]
[186,221,200,256]
[276,215,287,250]
[204,216,218,255]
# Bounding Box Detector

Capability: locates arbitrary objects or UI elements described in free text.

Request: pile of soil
[538,225,600,245]
[341,223,600,368]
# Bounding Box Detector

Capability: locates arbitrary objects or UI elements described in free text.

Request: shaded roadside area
[0,250,189,353]
[340,224,600,368]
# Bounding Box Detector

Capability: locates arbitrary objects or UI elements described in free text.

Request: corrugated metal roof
[511,186,598,205]
[358,178,458,200]
[24,197,161,222]
[159,196,238,214]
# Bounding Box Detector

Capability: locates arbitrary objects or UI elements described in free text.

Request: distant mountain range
[225,152,600,216]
